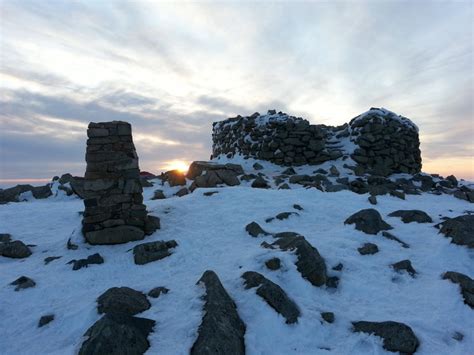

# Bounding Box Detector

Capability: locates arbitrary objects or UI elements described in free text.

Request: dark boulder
[251,176,269,188]
[148,287,169,299]
[191,270,246,355]
[242,271,300,324]
[10,276,36,291]
[0,240,32,258]
[388,210,433,223]
[245,222,270,238]
[133,240,177,265]
[78,312,155,355]
[187,161,244,180]
[321,312,335,323]
[382,231,410,248]
[175,187,189,197]
[438,215,474,248]
[344,209,392,235]
[265,212,299,223]
[44,256,62,265]
[358,243,379,255]
[162,170,186,187]
[85,225,145,245]
[38,314,55,327]
[265,257,281,270]
[352,321,419,354]
[68,253,104,270]
[0,233,12,243]
[253,162,264,170]
[97,287,151,315]
[442,271,474,308]
[151,190,166,200]
[392,260,417,277]
[144,215,161,235]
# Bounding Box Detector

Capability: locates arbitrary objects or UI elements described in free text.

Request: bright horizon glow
[161,160,190,174]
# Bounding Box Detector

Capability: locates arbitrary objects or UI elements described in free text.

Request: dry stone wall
[82,121,157,245]
[212,108,422,176]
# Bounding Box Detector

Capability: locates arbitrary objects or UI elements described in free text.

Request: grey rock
[151,190,166,200]
[242,271,300,324]
[78,312,155,355]
[68,253,104,270]
[144,215,160,235]
[0,240,32,258]
[175,187,189,197]
[253,162,264,170]
[163,169,186,187]
[281,167,296,175]
[265,257,281,270]
[85,225,145,245]
[203,191,219,196]
[245,222,270,237]
[368,195,377,205]
[148,287,169,298]
[10,276,36,291]
[265,212,299,223]
[388,210,433,223]
[67,238,79,250]
[332,263,343,271]
[329,165,340,177]
[0,233,12,243]
[98,287,151,315]
[390,190,406,200]
[442,271,474,308]
[325,276,340,288]
[38,314,54,327]
[438,215,474,248]
[191,270,246,355]
[133,240,177,265]
[251,176,269,188]
[358,243,379,255]
[293,204,303,211]
[321,312,334,323]
[352,321,419,354]
[381,231,410,248]
[186,161,244,180]
[344,209,392,235]
[392,260,417,277]
[278,183,290,190]
[44,256,62,265]
[270,234,327,287]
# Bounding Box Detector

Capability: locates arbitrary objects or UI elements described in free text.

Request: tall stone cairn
[82,121,158,245]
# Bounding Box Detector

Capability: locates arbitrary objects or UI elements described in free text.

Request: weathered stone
[0,233,11,243]
[438,215,474,248]
[85,226,145,245]
[251,176,269,188]
[265,257,281,270]
[321,312,335,323]
[344,209,392,235]
[388,210,433,223]
[38,314,55,327]
[242,271,300,324]
[175,187,189,197]
[265,212,299,223]
[352,321,419,354]
[381,231,410,248]
[68,253,104,270]
[0,240,32,258]
[44,256,62,265]
[10,276,36,291]
[97,287,151,315]
[191,270,246,355]
[442,271,474,308]
[358,243,379,255]
[148,286,169,299]
[152,189,166,200]
[245,222,270,237]
[392,259,417,277]
[133,240,177,265]
[78,313,155,355]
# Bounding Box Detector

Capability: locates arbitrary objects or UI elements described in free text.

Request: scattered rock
[265,212,299,223]
[38,314,54,327]
[187,161,243,188]
[344,209,392,235]
[151,189,166,200]
[332,263,343,271]
[293,204,303,211]
[0,240,32,258]
[281,167,296,175]
[381,231,410,248]
[438,215,474,248]
[67,237,78,250]
[245,222,270,238]
[325,276,339,288]
[452,331,464,341]
[352,321,419,354]
[175,187,189,197]
[191,270,246,355]
[251,176,269,189]
[321,312,335,323]
[68,253,104,270]
[265,257,281,270]
[270,234,327,287]
[388,210,433,223]
[148,287,169,299]
[390,190,406,200]
[144,215,161,235]
[253,162,264,170]
[162,169,186,187]
[78,312,155,355]
[329,165,340,177]
[242,271,300,324]
[392,260,417,277]
[203,191,219,196]
[368,195,377,205]
[358,243,379,255]
[85,225,145,245]
[442,271,474,308]
[0,233,12,243]
[10,276,36,291]
[133,240,178,265]
[98,287,151,315]
[278,183,290,190]
[44,256,62,265]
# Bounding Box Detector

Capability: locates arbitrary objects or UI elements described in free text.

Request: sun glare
[164,160,189,174]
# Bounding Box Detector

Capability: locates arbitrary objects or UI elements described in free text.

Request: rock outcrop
[81,121,159,245]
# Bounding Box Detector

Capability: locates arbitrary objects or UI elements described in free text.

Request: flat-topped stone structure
[212,108,422,176]
[82,121,158,244]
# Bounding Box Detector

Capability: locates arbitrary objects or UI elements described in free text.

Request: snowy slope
[0,162,473,355]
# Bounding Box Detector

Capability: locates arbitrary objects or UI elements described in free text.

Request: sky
[0,0,473,185]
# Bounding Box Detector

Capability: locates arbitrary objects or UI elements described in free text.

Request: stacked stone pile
[82,121,159,245]
[212,108,422,176]
[212,110,341,166]
[348,108,421,175]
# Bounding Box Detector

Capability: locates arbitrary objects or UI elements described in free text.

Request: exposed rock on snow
[321,312,335,323]
[0,233,12,243]
[191,270,246,355]
[175,187,189,197]
[242,271,300,324]
[352,321,419,354]
[187,161,243,190]
[151,189,166,200]
[245,222,270,238]
[133,240,178,265]
[388,210,433,223]
[10,276,36,291]
[38,314,54,327]
[0,184,52,204]
[0,240,32,258]
[269,234,327,287]
[358,242,379,255]
[97,287,151,315]
[392,260,417,277]
[265,257,281,270]
[437,214,474,248]
[78,312,155,355]
[147,286,169,299]
[265,211,299,223]
[85,225,145,245]
[251,176,269,189]
[442,271,474,308]
[68,253,104,270]
[44,256,62,265]
[160,169,186,187]
[382,231,410,248]
[344,209,392,235]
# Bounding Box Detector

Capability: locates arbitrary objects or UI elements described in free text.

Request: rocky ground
[0,157,473,354]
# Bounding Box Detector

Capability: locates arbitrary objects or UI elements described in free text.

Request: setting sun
[163,160,190,174]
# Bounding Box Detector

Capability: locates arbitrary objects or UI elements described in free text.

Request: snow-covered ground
[1,162,473,354]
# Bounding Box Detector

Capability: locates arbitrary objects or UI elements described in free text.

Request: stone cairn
[82,121,158,245]
[212,108,422,176]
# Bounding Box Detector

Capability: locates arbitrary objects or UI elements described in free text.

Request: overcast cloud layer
[1,0,473,182]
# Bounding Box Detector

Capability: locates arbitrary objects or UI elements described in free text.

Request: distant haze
[1,0,473,182]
